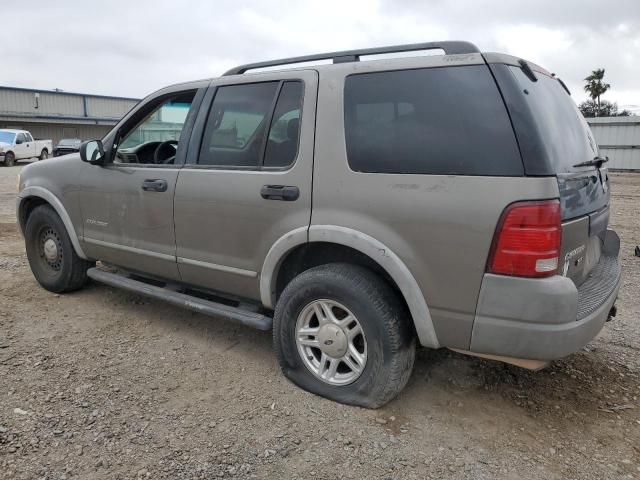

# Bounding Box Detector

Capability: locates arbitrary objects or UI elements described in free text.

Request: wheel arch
[17,186,88,260]
[260,225,440,348]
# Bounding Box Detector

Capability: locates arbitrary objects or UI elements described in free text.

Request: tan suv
[17,41,621,408]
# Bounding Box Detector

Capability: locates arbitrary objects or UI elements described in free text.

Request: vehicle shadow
[391,342,639,429]
[73,281,639,431]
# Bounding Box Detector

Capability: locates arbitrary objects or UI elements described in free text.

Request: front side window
[199,80,303,168]
[115,90,196,165]
[16,133,26,143]
[344,65,523,176]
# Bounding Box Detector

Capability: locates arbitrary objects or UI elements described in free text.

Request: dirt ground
[1,164,639,480]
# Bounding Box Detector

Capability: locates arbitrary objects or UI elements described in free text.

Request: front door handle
[261,185,299,201]
[141,179,168,192]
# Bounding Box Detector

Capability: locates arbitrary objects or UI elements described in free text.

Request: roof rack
[223,41,480,76]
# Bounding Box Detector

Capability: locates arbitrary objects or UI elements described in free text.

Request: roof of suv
[223,41,481,76]
[220,41,551,80]
[156,41,551,96]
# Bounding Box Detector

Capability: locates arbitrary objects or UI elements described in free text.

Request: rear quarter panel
[312,57,560,349]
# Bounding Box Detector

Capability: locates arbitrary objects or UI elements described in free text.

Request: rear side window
[199,81,303,169]
[344,65,523,175]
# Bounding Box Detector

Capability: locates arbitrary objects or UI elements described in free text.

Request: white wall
[587,117,640,170]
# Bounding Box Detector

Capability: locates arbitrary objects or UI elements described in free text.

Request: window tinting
[199,81,303,169]
[264,81,303,168]
[344,65,523,175]
[508,66,596,173]
[199,82,279,167]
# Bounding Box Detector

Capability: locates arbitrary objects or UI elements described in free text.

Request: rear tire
[39,149,49,160]
[273,263,416,408]
[4,152,15,167]
[25,205,93,293]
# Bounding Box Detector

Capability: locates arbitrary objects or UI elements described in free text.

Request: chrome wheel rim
[295,299,367,386]
[39,227,63,271]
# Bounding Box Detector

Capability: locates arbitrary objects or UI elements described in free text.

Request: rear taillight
[488,200,561,278]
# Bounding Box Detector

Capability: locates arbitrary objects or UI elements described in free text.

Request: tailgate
[489,59,612,287]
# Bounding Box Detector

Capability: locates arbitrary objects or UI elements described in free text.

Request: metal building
[587,116,640,171]
[0,86,139,145]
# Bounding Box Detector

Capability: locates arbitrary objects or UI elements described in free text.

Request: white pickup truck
[0,129,53,167]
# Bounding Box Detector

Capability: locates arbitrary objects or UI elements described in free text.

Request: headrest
[287,117,300,140]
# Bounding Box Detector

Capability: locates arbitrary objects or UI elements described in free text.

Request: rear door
[173,70,317,300]
[491,60,611,286]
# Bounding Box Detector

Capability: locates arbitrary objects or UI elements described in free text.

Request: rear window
[508,67,597,173]
[344,65,523,176]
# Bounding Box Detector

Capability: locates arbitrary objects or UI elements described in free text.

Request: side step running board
[87,267,273,331]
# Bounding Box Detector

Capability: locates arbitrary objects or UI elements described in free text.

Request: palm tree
[584,69,611,116]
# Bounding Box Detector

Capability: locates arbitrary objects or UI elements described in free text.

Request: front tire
[4,152,15,167]
[39,149,49,160]
[25,205,93,293]
[273,263,416,408]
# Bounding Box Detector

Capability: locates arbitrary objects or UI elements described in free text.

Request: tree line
[579,68,631,117]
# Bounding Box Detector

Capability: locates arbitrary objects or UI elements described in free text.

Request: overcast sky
[3,0,639,112]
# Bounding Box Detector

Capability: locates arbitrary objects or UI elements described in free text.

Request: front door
[14,132,33,159]
[174,70,317,300]
[79,89,200,280]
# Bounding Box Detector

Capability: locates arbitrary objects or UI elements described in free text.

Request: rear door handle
[141,179,168,192]
[261,185,299,201]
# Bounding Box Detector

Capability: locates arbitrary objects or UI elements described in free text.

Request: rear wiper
[572,156,609,168]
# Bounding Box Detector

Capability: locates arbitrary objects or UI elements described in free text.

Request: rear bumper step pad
[87,267,272,331]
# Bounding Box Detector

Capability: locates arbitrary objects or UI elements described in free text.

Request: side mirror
[15,138,23,145]
[80,140,105,165]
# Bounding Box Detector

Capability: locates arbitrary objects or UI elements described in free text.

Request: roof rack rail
[223,41,480,76]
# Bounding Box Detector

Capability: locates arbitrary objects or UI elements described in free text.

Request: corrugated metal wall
[587,117,640,170]
[0,86,138,121]
[0,121,112,145]
[87,97,136,119]
[0,86,139,146]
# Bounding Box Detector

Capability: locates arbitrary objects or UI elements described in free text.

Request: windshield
[0,131,16,144]
[509,66,598,173]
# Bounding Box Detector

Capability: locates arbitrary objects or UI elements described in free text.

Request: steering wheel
[153,140,178,164]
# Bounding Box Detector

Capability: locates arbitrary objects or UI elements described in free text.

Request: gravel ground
[1,165,639,479]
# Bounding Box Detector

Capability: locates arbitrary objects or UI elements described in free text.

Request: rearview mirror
[80,140,105,165]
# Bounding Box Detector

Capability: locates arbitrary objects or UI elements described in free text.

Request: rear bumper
[469,230,621,361]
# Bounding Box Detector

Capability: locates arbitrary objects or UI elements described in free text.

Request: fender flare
[260,225,440,349]
[17,186,89,260]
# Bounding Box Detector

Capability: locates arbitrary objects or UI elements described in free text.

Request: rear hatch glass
[508,65,611,285]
